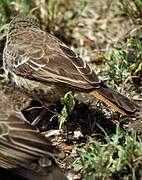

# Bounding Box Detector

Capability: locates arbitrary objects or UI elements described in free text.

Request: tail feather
[90,86,139,115]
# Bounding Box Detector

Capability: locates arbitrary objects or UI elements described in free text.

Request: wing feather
[0,113,59,158]
[5,29,101,89]
[0,86,59,171]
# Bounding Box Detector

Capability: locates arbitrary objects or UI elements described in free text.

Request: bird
[3,15,139,116]
[0,79,68,180]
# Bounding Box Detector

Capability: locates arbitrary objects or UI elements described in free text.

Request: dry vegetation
[0,0,142,180]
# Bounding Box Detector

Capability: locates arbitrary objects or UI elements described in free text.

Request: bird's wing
[4,29,100,89]
[0,110,67,179]
[0,87,67,179]
[0,107,59,169]
[0,112,59,156]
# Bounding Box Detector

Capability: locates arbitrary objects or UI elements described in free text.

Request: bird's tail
[90,86,139,115]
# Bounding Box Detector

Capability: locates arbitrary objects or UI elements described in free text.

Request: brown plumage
[0,80,68,180]
[3,15,139,115]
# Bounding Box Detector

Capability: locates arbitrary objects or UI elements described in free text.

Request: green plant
[58,91,75,129]
[72,124,142,179]
[129,37,142,60]
[0,0,12,20]
[105,44,130,86]
[117,0,142,24]
[127,37,142,73]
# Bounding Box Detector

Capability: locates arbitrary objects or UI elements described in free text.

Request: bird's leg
[26,104,59,126]
[25,106,47,126]
[31,108,47,126]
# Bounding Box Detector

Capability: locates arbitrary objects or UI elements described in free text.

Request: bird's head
[8,15,40,34]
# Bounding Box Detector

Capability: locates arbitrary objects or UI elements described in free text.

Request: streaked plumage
[0,81,67,180]
[3,15,139,115]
